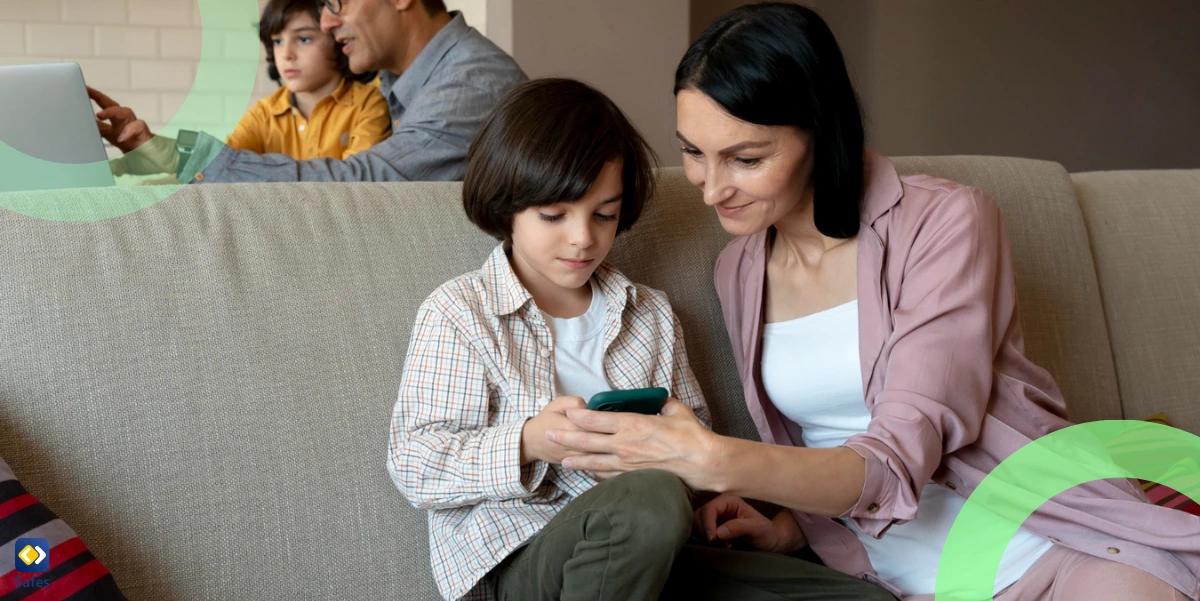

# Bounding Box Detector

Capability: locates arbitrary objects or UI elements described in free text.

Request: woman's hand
[695,493,807,554]
[548,398,721,490]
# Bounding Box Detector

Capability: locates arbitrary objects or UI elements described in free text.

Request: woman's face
[508,159,624,306]
[676,89,814,237]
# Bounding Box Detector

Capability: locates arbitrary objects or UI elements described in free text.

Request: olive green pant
[491,469,895,601]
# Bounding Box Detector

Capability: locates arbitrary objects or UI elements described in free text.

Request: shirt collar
[481,243,638,317]
[266,86,294,117]
[266,78,354,117]
[861,149,905,225]
[381,11,468,111]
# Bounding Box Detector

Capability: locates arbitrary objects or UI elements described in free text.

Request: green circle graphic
[936,420,1200,600]
[0,0,259,221]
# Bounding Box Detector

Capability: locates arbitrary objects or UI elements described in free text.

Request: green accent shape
[936,420,1200,600]
[0,0,259,221]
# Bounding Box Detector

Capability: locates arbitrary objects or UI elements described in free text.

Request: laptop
[0,62,117,192]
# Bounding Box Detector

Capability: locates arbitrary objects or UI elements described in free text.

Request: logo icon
[15,538,49,573]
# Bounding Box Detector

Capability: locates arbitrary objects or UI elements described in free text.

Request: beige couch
[0,157,1197,600]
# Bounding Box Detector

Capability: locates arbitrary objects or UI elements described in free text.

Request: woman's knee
[1055,554,1186,601]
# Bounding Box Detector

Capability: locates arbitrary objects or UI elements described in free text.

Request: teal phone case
[586,387,669,414]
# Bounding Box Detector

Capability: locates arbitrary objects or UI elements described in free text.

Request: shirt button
[298,124,306,132]
[193,173,204,182]
[539,348,550,358]
[393,119,401,127]
[1107,547,1120,554]
[867,503,880,513]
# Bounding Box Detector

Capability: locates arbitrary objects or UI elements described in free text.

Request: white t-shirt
[760,299,1053,597]
[541,280,612,402]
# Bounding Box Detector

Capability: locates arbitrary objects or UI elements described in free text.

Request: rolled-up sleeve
[841,187,1005,537]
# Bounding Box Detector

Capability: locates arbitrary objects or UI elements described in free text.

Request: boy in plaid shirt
[387,78,710,601]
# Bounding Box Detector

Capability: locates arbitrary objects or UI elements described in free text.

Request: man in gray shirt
[91,0,526,183]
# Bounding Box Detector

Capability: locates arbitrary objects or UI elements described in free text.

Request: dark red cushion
[1,456,127,600]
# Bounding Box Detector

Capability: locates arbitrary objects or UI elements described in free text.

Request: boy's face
[272,12,340,94]
[509,160,624,303]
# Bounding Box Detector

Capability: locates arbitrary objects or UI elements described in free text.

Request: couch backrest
[0,158,1122,600]
[1073,169,1200,434]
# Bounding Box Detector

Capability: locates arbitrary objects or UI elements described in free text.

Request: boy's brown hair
[463,78,658,241]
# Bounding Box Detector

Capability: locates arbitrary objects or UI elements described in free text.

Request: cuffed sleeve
[840,187,1005,537]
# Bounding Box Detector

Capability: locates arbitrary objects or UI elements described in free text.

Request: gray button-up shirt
[182,12,526,183]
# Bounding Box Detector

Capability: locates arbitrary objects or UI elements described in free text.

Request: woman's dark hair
[259,0,376,86]
[463,78,658,241]
[675,2,864,238]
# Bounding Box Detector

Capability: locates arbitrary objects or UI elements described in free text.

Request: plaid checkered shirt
[387,244,711,600]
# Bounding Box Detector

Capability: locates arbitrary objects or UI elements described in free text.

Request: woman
[548,4,1200,600]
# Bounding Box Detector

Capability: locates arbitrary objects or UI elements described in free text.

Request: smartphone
[586,387,669,415]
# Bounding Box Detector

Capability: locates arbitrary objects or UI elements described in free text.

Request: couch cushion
[893,156,1122,424]
[1073,169,1200,435]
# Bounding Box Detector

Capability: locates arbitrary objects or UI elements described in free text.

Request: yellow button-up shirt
[225,78,391,160]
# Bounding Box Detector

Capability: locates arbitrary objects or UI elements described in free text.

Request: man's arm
[182,77,514,183]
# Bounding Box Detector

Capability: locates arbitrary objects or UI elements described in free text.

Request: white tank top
[760,300,1052,596]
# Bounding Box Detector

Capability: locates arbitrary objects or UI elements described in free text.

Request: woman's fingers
[659,398,694,418]
[546,429,612,453]
[559,452,619,472]
[563,408,627,434]
[696,493,744,540]
[716,516,770,542]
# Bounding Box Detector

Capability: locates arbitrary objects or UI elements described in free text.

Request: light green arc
[936,420,1200,600]
[0,0,259,221]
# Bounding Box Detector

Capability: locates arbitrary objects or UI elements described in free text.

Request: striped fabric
[0,457,126,601]
[387,244,711,601]
[1141,414,1200,516]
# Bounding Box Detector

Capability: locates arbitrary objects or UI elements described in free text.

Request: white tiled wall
[0,0,486,152]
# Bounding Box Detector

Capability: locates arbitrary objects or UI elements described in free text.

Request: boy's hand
[520,396,588,465]
[89,86,154,153]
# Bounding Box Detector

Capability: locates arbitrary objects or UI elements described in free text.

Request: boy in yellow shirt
[226,0,391,160]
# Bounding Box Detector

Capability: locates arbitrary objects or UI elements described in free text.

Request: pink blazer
[712,151,1200,599]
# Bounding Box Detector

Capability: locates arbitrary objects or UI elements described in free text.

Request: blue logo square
[15,538,50,573]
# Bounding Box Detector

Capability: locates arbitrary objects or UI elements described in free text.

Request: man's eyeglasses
[319,0,342,15]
